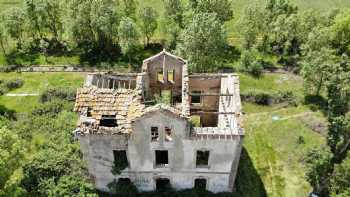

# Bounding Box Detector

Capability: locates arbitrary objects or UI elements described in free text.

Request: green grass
[0,72,85,112]
[242,105,325,196]
[237,72,325,196]
[239,73,304,98]
[0,0,22,11]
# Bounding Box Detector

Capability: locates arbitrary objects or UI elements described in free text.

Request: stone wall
[79,110,243,193]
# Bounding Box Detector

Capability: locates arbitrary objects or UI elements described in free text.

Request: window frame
[151,126,159,142]
[195,150,210,168]
[194,178,208,190]
[191,90,202,105]
[157,70,164,82]
[164,126,172,142]
[167,69,175,83]
[113,149,129,169]
[155,150,169,168]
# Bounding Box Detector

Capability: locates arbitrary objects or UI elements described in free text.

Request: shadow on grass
[0,105,16,120]
[304,95,328,115]
[233,147,267,197]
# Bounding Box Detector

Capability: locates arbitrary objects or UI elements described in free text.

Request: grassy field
[237,72,325,196]
[0,72,85,111]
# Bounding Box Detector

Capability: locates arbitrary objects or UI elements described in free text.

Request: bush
[0,64,23,72]
[241,90,297,106]
[241,91,273,105]
[239,49,263,77]
[107,179,138,197]
[32,100,73,117]
[40,88,76,103]
[0,79,24,96]
[275,91,297,106]
[39,175,97,197]
[5,79,24,90]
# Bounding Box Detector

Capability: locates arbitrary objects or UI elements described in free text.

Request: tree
[68,0,120,61]
[138,6,158,46]
[122,0,137,19]
[236,4,264,49]
[176,13,227,72]
[159,17,181,49]
[0,127,25,195]
[330,153,350,197]
[305,147,333,196]
[68,0,94,43]
[160,0,184,49]
[190,0,233,23]
[0,22,7,55]
[90,0,120,51]
[330,10,350,55]
[118,17,139,63]
[162,0,184,28]
[301,48,337,95]
[24,0,64,43]
[4,7,26,48]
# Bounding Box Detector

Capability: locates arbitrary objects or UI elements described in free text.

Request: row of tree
[0,0,235,71]
[237,0,350,75]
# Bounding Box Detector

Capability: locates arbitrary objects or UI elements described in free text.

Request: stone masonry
[73,50,244,193]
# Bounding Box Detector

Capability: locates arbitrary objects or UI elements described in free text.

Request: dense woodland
[0,0,350,196]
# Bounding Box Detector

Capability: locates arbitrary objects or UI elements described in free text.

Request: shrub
[5,79,24,90]
[40,88,76,103]
[241,91,273,105]
[32,100,73,117]
[39,175,97,197]
[239,49,263,77]
[107,179,138,197]
[0,65,23,72]
[241,90,297,106]
[275,91,297,106]
[0,79,24,96]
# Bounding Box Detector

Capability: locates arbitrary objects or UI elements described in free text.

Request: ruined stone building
[73,50,244,193]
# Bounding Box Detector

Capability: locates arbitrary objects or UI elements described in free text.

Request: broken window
[194,178,207,190]
[196,150,210,167]
[155,150,168,167]
[156,178,171,191]
[165,127,172,142]
[87,107,92,117]
[191,91,202,105]
[151,127,159,141]
[118,178,131,184]
[109,79,114,89]
[112,150,128,174]
[167,69,174,83]
[100,115,117,127]
[157,70,164,82]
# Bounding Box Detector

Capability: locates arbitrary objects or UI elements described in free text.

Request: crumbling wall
[143,54,185,99]
[78,134,129,191]
[189,76,221,111]
[90,74,137,89]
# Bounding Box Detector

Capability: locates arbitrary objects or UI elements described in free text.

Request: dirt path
[5,93,39,96]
